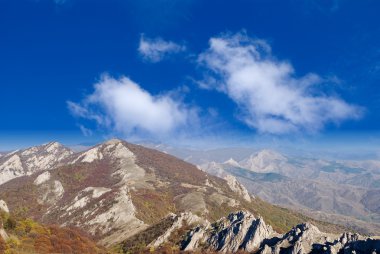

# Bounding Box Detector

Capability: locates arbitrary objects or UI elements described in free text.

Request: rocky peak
[69,139,134,165]
[223,158,240,167]
[44,141,64,152]
[0,142,73,185]
[239,149,287,172]
[21,141,70,156]
[224,175,252,202]
[104,138,124,145]
[181,211,274,253]
[179,211,380,254]
[339,231,360,245]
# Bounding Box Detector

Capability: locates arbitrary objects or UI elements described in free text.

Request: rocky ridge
[153,211,379,254]
[120,210,379,253]
[181,211,274,253]
[0,142,73,185]
[0,139,261,247]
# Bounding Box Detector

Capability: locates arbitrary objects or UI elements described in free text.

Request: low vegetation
[249,197,348,234]
[0,211,106,254]
[119,215,176,253]
[131,188,176,224]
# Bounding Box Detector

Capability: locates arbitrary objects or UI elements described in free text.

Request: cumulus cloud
[198,32,362,134]
[68,75,196,137]
[138,35,186,62]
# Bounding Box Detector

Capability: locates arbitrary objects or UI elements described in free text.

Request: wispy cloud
[68,75,198,138]
[198,32,363,134]
[138,35,186,63]
[79,125,93,137]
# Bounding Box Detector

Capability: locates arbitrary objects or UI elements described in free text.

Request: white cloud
[198,32,362,134]
[138,35,186,62]
[68,75,196,137]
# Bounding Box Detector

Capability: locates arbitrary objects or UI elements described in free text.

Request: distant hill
[148,145,380,235]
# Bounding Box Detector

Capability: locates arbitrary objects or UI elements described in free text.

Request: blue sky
[0,0,380,152]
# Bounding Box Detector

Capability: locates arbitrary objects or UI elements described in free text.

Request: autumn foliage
[0,211,106,254]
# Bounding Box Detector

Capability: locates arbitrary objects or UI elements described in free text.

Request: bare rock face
[256,222,379,254]
[0,142,73,185]
[180,211,380,254]
[0,200,9,213]
[46,139,147,246]
[264,223,325,254]
[224,174,253,202]
[181,211,275,253]
[0,140,147,247]
[0,200,9,241]
[149,212,208,248]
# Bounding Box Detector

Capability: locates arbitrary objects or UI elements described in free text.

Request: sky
[0,0,380,153]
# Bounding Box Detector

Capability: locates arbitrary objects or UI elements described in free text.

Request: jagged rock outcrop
[0,142,73,185]
[181,211,275,253]
[224,175,253,202]
[149,212,208,248]
[179,211,380,254]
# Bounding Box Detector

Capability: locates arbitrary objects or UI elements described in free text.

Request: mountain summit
[0,139,261,246]
[0,141,73,185]
[240,149,287,173]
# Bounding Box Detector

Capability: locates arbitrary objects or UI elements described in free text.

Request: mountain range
[140,143,380,236]
[0,140,378,253]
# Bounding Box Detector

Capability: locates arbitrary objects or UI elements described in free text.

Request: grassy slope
[248,197,347,234]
